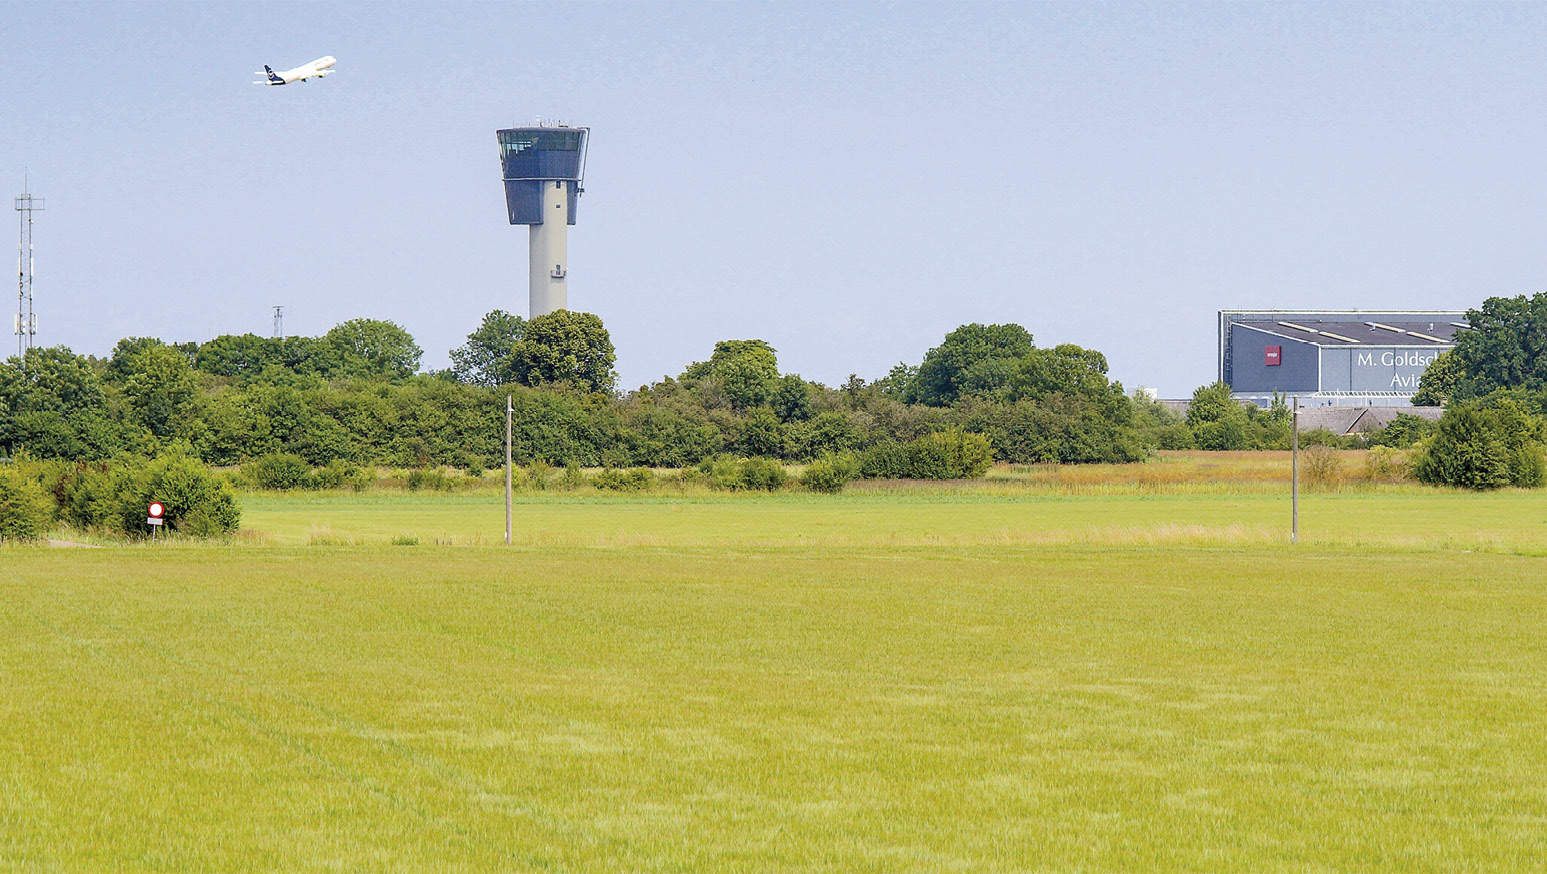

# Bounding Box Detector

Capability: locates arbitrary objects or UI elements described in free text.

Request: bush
[1412,400,1544,490]
[742,457,787,491]
[526,460,552,491]
[311,458,371,491]
[905,429,994,480]
[858,441,910,479]
[0,465,54,541]
[113,453,240,536]
[692,455,789,491]
[245,452,313,490]
[559,462,587,490]
[593,467,653,491]
[800,453,858,494]
[1300,445,1343,490]
[1363,446,1410,484]
[406,467,454,491]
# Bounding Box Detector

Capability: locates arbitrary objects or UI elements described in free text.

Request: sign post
[147,501,165,541]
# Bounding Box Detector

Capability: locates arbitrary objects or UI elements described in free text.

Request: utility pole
[15,178,42,360]
[505,394,513,545]
[1291,397,1299,544]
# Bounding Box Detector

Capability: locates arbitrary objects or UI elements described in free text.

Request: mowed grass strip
[239,487,1547,554]
[4,545,1546,871]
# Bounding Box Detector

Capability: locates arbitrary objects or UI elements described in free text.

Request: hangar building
[1218,310,1468,405]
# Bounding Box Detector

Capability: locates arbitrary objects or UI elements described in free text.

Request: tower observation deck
[497,125,588,317]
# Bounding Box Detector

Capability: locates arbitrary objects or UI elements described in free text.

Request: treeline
[0,314,1168,470]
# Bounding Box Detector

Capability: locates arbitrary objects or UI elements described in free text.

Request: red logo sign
[1265,346,1281,366]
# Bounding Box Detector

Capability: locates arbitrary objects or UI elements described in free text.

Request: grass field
[5,454,1547,871]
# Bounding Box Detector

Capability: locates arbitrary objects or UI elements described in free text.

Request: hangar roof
[1224,311,1466,347]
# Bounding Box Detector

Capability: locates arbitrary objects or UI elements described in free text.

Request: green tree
[1413,396,1547,490]
[1412,351,1463,406]
[1444,293,1547,399]
[121,344,200,439]
[770,374,814,423]
[326,319,422,380]
[450,310,525,387]
[195,333,283,380]
[507,310,617,394]
[1186,381,1250,450]
[910,323,1035,406]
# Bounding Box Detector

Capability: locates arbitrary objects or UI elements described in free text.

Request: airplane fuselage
[257,56,336,85]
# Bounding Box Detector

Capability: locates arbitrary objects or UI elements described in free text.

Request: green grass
[6,463,1547,871]
[237,485,1547,555]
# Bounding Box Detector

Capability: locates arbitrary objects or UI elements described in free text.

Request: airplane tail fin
[264,65,283,83]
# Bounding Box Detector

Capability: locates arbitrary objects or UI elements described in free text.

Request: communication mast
[14,179,42,359]
[273,305,285,339]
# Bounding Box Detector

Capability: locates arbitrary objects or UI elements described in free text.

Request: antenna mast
[273,305,285,339]
[14,178,42,359]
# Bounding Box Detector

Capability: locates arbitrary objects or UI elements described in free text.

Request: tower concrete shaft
[497,125,587,319]
[528,179,569,316]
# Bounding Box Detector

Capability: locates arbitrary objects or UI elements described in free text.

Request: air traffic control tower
[497,125,589,317]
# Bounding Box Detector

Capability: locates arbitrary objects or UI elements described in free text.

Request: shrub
[738,457,788,491]
[559,462,587,490]
[0,465,54,541]
[1298,428,1351,449]
[312,458,372,491]
[1412,401,1543,490]
[905,429,994,480]
[111,454,240,536]
[593,467,653,491]
[406,467,454,492]
[1363,446,1410,484]
[858,440,910,479]
[244,452,313,490]
[1300,445,1343,490]
[526,460,552,491]
[801,452,858,493]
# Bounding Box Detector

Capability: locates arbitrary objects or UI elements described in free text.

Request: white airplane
[253,56,337,85]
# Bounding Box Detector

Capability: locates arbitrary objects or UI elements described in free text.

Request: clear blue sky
[4,2,1545,396]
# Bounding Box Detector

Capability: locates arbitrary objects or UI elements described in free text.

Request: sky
[4,1,1547,397]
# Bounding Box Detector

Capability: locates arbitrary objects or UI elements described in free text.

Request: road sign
[148,502,164,519]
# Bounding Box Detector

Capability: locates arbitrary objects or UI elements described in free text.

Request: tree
[450,310,525,387]
[507,310,617,394]
[121,344,200,439]
[770,374,814,423]
[1412,350,1464,406]
[195,333,283,380]
[1186,381,1250,450]
[1443,293,1547,400]
[326,319,422,380]
[909,323,1035,406]
[1413,395,1547,490]
[0,347,126,459]
[681,340,779,410]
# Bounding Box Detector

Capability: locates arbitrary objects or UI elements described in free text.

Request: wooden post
[505,394,513,546]
[1291,397,1299,544]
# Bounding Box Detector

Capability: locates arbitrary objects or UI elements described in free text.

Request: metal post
[1291,397,1299,544]
[505,394,513,545]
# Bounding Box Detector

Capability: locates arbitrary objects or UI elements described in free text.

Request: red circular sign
[148,502,165,518]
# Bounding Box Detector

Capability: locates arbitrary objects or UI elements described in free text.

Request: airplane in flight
[253,56,337,85]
